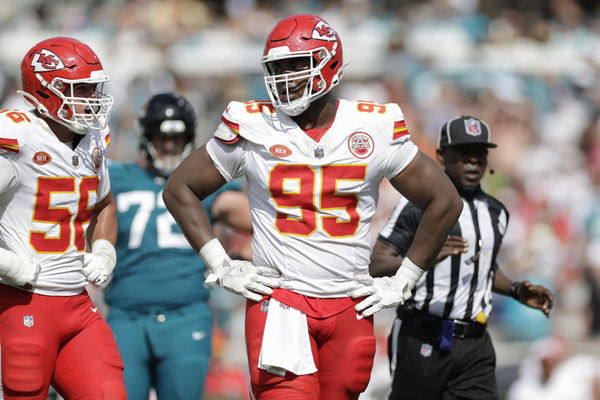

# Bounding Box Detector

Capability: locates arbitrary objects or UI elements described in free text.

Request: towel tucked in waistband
[258,298,317,376]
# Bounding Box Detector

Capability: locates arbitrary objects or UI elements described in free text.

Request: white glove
[216,259,281,302]
[199,238,281,302]
[0,248,41,288]
[350,258,424,317]
[83,239,116,287]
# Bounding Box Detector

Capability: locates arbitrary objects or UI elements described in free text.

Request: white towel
[258,298,317,376]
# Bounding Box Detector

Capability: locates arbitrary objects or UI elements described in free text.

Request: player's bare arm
[370,241,401,277]
[492,268,554,317]
[389,151,463,270]
[164,145,279,302]
[211,190,252,233]
[163,146,227,253]
[88,190,117,245]
[352,152,462,316]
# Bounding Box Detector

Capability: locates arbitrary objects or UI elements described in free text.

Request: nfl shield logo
[420,343,433,357]
[261,300,269,313]
[314,147,324,159]
[23,315,34,328]
[464,118,482,137]
[72,155,79,166]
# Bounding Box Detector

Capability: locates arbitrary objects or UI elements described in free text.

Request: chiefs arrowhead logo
[30,49,64,72]
[269,144,292,158]
[33,151,52,165]
[312,21,337,41]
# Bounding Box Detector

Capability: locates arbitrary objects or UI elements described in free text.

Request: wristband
[91,239,117,273]
[509,281,521,300]
[395,257,425,285]
[198,238,230,274]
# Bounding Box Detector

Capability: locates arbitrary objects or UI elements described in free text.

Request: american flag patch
[0,137,19,153]
[393,120,409,140]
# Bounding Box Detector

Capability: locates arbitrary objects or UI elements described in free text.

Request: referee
[371,116,554,400]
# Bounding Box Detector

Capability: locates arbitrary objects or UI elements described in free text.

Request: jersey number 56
[30,176,98,253]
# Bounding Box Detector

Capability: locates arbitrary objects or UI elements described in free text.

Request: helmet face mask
[261,15,345,116]
[139,93,196,176]
[143,130,193,177]
[263,51,332,116]
[49,74,113,133]
[18,37,114,135]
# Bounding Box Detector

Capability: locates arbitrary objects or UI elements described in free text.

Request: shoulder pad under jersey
[0,109,38,154]
[342,100,411,145]
[216,100,277,144]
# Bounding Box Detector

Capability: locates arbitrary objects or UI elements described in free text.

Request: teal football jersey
[104,161,241,311]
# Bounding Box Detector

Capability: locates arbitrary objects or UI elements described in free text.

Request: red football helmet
[18,37,114,135]
[261,15,346,116]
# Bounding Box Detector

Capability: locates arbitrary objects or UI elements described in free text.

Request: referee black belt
[397,307,486,339]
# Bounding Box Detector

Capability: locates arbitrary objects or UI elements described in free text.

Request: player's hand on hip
[350,258,424,317]
[350,275,409,317]
[217,258,281,302]
[347,273,377,297]
[83,239,116,287]
[0,248,41,288]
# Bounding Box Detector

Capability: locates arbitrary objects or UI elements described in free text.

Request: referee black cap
[438,116,497,149]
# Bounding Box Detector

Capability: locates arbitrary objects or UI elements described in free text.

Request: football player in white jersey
[0,37,126,399]
[163,14,463,400]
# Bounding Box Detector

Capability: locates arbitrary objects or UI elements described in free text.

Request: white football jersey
[206,99,418,297]
[0,109,111,295]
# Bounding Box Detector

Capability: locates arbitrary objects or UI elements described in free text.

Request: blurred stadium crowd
[1,0,600,398]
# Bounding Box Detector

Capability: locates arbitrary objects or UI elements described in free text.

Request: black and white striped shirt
[378,188,508,321]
